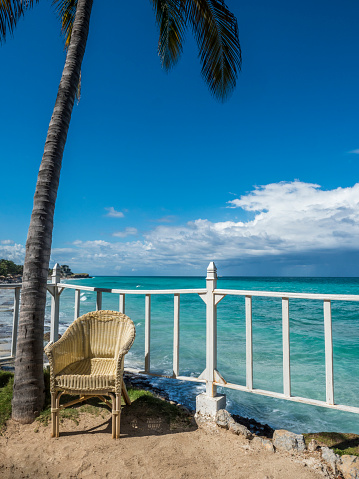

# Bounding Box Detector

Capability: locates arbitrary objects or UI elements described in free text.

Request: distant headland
[49,264,92,279]
[0,259,91,283]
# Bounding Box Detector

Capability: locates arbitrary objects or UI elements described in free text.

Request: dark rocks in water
[232,413,274,438]
[69,273,91,279]
[0,274,22,284]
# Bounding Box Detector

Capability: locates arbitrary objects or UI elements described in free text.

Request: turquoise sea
[2,275,359,434]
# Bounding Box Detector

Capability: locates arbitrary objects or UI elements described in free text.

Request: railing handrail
[3,282,359,303]
[0,283,22,289]
[215,288,359,302]
[56,283,207,295]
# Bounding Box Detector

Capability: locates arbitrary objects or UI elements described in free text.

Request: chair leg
[109,393,116,439]
[121,379,131,406]
[51,392,61,438]
[115,393,121,439]
[51,392,57,438]
[55,392,61,437]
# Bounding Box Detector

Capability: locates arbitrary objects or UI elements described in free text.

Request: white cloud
[1,240,14,245]
[0,242,25,264]
[104,207,124,218]
[48,181,359,273]
[3,182,359,275]
[113,227,138,238]
[349,149,359,154]
[225,181,359,252]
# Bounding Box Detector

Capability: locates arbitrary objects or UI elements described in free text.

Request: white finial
[52,263,61,282]
[206,261,217,280]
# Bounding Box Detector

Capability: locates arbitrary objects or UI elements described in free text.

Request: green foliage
[305,432,359,457]
[0,371,14,431]
[0,259,23,277]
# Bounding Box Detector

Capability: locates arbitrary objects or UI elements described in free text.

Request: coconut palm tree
[0,0,241,423]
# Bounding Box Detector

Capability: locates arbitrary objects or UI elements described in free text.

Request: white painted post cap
[206,261,217,280]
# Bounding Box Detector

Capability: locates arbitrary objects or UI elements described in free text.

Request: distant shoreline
[0,273,92,285]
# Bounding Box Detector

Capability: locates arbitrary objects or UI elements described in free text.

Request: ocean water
[2,276,359,434]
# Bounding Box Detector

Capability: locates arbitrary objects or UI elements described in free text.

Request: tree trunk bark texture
[12,0,93,423]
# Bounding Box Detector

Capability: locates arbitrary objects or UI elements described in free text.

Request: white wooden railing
[1,262,359,416]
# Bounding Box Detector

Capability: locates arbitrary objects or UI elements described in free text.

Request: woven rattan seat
[44,310,136,439]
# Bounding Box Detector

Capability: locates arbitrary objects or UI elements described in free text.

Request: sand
[0,404,330,479]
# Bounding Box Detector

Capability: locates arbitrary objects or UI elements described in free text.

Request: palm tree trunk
[12,0,93,423]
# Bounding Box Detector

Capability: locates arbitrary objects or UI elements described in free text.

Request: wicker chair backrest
[65,310,135,360]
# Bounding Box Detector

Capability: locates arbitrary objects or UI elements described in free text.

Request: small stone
[273,429,306,452]
[261,438,275,453]
[251,436,274,452]
[338,454,359,479]
[307,439,320,452]
[228,422,253,439]
[216,409,233,429]
[321,446,341,475]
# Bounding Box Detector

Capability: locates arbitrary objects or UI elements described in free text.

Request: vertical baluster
[282,297,291,397]
[173,294,180,377]
[74,289,80,320]
[324,300,334,405]
[96,291,102,311]
[119,293,125,314]
[50,264,60,343]
[11,287,20,357]
[145,294,151,372]
[245,295,253,390]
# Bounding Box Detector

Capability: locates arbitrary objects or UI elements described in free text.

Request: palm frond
[151,0,187,70]
[0,0,38,43]
[185,0,241,101]
[52,0,77,48]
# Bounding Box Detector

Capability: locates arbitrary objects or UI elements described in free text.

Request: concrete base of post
[196,393,226,417]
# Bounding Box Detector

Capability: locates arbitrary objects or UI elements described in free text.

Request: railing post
[119,294,125,314]
[96,291,102,311]
[324,300,334,405]
[196,262,226,417]
[50,263,60,343]
[11,287,20,358]
[206,261,217,397]
[245,295,253,390]
[173,294,180,377]
[145,294,151,373]
[282,297,291,397]
[74,289,80,320]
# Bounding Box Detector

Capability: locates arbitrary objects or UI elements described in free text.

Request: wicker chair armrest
[44,328,85,376]
[114,328,136,392]
[117,334,135,359]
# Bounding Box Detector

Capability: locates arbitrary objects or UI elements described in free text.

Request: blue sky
[1,0,359,276]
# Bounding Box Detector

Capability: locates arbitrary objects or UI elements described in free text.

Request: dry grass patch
[304,431,359,456]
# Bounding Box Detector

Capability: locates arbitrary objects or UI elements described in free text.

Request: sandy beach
[0,406,329,479]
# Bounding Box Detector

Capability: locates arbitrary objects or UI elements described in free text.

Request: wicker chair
[44,310,136,439]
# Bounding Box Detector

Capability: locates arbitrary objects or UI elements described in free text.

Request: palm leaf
[52,0,77,48]
[0,0,38,42]
[185,0,241,101]
[151,0,187,70]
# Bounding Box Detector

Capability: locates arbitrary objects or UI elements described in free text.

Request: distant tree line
[0,259,53,277]
[0,259,23,277]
